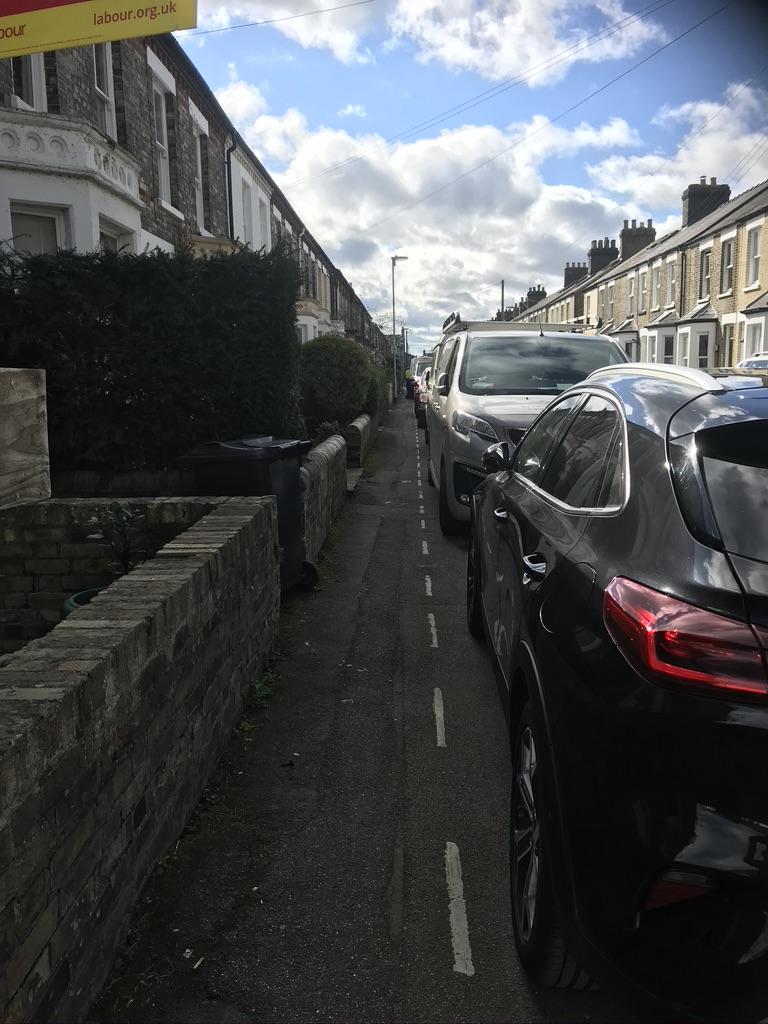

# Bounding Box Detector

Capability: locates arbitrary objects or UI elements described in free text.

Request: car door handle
[494,507,509,521]
[522,553,547,575]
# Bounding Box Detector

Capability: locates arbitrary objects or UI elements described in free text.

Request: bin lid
[181,436,312,463]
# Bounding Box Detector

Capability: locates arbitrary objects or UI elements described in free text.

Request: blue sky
[179,0,768,349]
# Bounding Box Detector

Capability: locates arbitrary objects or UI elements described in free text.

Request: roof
[679,300,718,324]
[515,178,768,323]
[744,288,768,314]
[587,178,768,290]
[647,308,679,327]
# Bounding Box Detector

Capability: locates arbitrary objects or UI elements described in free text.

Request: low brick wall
[0,497,280,1023]
[300,435,347,565]
[52,470,194,498]
[343,414,375,469]
[0,499,212,655]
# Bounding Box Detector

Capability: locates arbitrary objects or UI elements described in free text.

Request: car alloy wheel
[513,726,540,942]
[510,705,591,989]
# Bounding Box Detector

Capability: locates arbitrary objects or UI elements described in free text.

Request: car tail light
[604,577,768,699]
[643,868,716,911]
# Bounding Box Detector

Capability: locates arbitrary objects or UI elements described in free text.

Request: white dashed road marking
[422,540,429,556]
[427,613,438,648]
[421,519,426,529]
[433,687,446,748]
[425,574,432,596]
[445,842,475,976]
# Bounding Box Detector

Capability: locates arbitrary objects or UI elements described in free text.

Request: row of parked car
[412,315,768,1021]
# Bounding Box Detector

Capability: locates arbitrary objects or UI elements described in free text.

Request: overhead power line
[283,0,677,190]
[366,2,733,230]
[188,0,378,37]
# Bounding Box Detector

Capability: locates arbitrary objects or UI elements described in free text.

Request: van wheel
[510,704,591,990]
[439,462,461,536]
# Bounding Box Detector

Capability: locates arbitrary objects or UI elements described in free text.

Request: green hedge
[0,243,303,471]
[299,334,374,434]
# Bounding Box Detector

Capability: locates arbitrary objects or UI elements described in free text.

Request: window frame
[193,129,209,233]
[152,85,171,204]
[651,265,661,311]
[10,202,69,254]
[10,53,47,112]
[638,271,647,314]
[719,239,734,295]
[241,180,253,246]
[699,249,711,300]
[627,275,635,317]
[745,226,761,289]
[93,43,117,140]
[511,389,629,515]
[666,259,677,308]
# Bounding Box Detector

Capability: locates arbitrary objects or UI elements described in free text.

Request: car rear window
[698,420,768,563]
[459,335,626,395]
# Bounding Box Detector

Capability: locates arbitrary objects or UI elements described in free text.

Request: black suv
[467,364,768,1020]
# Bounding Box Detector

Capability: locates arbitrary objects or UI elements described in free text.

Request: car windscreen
[698,420,768,563]
[458,335,626,395]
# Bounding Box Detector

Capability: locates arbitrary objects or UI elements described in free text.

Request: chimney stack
[682,176,731,227]
[527,284,547,306]
[564,261,588,288]
[620,218,656,261]
[588,237,619,276]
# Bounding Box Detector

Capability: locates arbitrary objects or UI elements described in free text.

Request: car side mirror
[482,441,514,474]
[436,372,450,396]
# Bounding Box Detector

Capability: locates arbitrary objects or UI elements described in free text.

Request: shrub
[365,366,389,418]
[0,241,303,471]
[300,334,372,433]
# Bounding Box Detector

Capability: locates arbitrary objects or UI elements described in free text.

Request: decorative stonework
[0,107,141,205]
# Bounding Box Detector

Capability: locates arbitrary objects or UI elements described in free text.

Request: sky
[177,0,768,352]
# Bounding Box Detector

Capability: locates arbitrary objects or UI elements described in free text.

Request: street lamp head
[392,254,409,263]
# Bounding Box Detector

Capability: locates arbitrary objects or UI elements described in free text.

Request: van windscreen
[459,335,626,395]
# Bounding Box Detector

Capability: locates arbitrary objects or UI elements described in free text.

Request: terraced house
[516,175,768,367]
[0,34,387,361]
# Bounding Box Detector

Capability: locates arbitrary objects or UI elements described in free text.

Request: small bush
[365,366,389,418]
[313,420,342,445]
[300,335,372,433]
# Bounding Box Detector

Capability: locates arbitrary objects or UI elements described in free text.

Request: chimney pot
[591,239,597,248]
[700,175,706,185]
[647,217,652,227]
[623,219,629,229]
[711,176,717,185]
[604,236,609,245]
[631,219,637,228]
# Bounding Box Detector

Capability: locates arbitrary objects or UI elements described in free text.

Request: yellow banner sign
[0,0,197,59]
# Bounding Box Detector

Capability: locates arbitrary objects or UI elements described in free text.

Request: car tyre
[466,522,484,640]
[510,704,591,990]
[439,461,461,535]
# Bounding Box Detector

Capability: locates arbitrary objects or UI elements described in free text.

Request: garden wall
[0,496,280,1023]
[0,499,211,655]
[300,435,347,565]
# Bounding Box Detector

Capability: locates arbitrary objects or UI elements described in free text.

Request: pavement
[91,402,641,1024]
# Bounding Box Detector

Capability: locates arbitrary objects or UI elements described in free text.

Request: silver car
[426,317,628,533]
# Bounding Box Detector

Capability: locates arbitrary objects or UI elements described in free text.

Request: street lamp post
[391,254,408,399]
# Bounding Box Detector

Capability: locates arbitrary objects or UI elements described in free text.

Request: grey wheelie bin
[181,436,314,590]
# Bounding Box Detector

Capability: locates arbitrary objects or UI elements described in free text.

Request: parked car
[414,367,432,428]
[426,313,627,534]
[467,362,768,1020]
[738,351,768,368]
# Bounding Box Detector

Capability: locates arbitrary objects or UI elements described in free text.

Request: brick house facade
[0,35,388,360]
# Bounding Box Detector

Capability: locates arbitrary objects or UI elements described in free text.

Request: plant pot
[62,587,104,616]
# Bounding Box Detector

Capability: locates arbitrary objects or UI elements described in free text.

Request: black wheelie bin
[181,436,314,590]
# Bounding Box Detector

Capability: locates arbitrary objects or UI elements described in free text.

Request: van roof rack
[442,312,587,335]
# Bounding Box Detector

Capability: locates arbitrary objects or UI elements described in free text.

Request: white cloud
[387,0,667,84]
[187,0,664,80]
[193,0,377,64]
[214,77,268,124]
[237,98,645,348]
[587,82,768,209]
[338,103,368,119]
